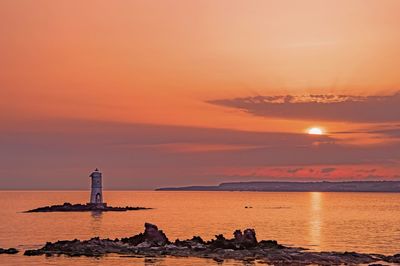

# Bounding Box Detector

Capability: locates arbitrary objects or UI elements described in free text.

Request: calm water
[1,191,400,265]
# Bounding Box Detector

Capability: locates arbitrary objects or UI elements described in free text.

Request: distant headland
[156,181,400,192]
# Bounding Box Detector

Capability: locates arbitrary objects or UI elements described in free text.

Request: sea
[1,191,400,265]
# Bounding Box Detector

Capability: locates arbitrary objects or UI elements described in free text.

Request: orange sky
[1,0,400,188]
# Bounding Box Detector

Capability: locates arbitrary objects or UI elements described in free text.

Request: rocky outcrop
[234,229,257,248]
[120,223,169,246]
[23,223,394,265]
[383,253,400,263]
[25,202,151,212]
[206,228,259,250]
[0,248,18,254]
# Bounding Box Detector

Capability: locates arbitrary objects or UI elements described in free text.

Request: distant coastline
[156,181,400,192]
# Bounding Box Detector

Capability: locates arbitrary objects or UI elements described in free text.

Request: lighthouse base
[87,203,107,209]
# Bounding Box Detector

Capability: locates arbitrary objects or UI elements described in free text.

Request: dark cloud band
[208,92,400,123]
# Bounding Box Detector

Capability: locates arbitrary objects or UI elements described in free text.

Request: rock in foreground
[0,248,18,254]
[23,223,399,265]
[25,202,151,212]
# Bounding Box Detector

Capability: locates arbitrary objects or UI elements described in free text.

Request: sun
[308,127,323,135]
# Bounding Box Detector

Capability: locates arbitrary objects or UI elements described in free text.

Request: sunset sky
[1,0,400,189]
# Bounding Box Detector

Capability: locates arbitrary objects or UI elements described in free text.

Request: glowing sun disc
[308,127,323,135]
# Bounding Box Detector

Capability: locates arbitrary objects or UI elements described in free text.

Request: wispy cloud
[332,124,400,139]
[208,92,400,123]
[218,165,399,181]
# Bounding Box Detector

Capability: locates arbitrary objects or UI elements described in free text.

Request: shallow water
[1,191,400,265]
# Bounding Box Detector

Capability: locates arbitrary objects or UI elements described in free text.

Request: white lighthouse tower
[89,168,106,207]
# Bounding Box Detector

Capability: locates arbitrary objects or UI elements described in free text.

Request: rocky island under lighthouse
[26,169,150,212]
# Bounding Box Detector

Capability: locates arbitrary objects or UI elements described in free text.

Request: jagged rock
[120,223,169,247]
[190,236,205,244]
[143,223,169,246]
[0,248,18,254]
[174,237,206,251]
[383,253,400,263]
[22,223,398,265]
[233,230,242,242]
[208,234,236,250]
[120,233,146,246]
[24,249,42,256]
[233,229,257,248]
[258,240,284,249]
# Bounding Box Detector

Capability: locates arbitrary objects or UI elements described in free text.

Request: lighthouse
[89,168,106,207]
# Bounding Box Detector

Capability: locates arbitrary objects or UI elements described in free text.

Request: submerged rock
[23,223,395,265]
[25,202,151,212]
[0,248,18,254]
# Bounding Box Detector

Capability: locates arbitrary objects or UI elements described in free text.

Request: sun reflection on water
[309,192,322,247]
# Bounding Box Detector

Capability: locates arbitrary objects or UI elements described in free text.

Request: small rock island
[26,169,150,213]
[26,202,150,212]
[24,223,400,265]
[0,248,18,255]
